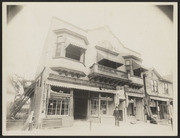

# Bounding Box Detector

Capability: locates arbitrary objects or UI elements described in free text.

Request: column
[70,89,74,117]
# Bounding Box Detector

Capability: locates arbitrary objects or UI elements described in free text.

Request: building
[24,17,149,128]
[143,68,173,120]
[10,17,173,129]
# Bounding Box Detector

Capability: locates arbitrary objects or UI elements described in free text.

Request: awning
[46,80,116,94]
[132,61,148,71]
[150,96,170,101]
[97,52,124,67]
[65,38,87,50]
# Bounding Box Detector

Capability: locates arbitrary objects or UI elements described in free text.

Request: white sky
[4,3,176,80]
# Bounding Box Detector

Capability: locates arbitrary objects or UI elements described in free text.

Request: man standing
[113,106,120,126]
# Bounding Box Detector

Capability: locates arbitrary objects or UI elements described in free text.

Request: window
[125,60,130,65]
[65,45,83,61]
[55,36,64,57]
[151,80,158,92]
[100,100,107,115]
[55,43,63,57]
[163,83,168,94]
[91,99,99,115]
[47,97,70,115]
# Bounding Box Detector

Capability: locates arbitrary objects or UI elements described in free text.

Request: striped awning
[46,80,116,94]
[150,96,170,101]
[65,39,87,50]
[132,61,148,71]
[97,51,124,67]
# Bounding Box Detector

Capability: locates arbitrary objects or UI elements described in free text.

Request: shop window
[100,100,107,115]
[91,99,99,115]
[47,98,70,116]
[65,45,83,61]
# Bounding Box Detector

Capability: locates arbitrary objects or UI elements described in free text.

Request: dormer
[95,40,124,69]
[123,55,147,78]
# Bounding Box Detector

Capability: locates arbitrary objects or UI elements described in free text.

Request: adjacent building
[143,68,173,120]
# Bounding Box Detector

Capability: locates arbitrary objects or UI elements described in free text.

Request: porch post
[70,89,74,117]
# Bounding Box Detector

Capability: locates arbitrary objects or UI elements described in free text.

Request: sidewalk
[32,120,174,136]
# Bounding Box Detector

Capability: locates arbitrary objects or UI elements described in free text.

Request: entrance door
[74,98,88,119]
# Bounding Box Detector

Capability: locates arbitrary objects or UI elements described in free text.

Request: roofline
[87,25,141,56]
[52,16,88,33]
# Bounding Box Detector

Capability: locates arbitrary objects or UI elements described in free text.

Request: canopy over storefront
[150,96,171,101]
[46,80,117,94]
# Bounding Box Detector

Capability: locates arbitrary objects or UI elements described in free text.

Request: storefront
[40,80,119,128]
[149,96,171,120]
[126,92,145,121]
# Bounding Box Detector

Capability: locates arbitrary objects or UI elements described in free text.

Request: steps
[41,118,62,129]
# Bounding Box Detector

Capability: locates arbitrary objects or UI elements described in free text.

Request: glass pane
[100,100,107,114]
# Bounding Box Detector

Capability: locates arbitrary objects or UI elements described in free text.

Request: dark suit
[113,109,120,126]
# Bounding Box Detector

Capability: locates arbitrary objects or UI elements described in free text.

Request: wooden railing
[128,75,143,85]
[90,63,128,79]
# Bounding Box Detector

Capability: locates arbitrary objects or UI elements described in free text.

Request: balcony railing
[90,63,128,79]
[128,75,144,85]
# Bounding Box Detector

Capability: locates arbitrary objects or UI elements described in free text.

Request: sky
[4,3,176,80]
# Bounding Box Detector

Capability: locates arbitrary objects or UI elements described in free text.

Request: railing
[90,63,128,79]
[128,75,144,85]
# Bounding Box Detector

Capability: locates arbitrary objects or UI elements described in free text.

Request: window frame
[151,80,158,93]
[90,99,99,116]
[47,97,70,116]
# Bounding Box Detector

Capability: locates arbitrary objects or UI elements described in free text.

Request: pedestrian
[113,106,120,126]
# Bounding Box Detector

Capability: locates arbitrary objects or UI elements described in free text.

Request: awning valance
[46,80,116,94]
[150,96,170,101]
[132,61,148,71]
[65,39,87,50]
[126,92,144,98]
[97,52,124,67]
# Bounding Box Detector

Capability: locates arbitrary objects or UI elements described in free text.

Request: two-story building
[25,17,154,128]
[143,68,173,120]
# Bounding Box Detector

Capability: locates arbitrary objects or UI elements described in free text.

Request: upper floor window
[125,60,130,65]
[151,80,158,92]
[163,83,168,94]
[55,36,64,57]
[65,45,84,62]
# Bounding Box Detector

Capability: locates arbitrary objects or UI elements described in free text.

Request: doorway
[73,90,88,120]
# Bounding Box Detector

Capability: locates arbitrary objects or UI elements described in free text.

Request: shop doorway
[73,90,88,119]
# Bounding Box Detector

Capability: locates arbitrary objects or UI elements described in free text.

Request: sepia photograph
[2,2,178,136]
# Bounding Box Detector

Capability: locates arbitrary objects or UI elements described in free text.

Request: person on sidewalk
[113,106,120,126]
